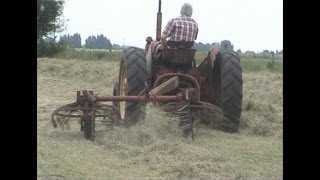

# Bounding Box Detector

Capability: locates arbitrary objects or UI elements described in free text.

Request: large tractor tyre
[210,51,243,131]
[118,47,147,124]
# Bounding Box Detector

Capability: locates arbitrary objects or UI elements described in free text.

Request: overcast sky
[58,0,283,52]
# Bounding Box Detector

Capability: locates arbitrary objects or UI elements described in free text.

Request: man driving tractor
[161,3,198,48]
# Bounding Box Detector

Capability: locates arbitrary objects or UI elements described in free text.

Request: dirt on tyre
[117,47,147,124]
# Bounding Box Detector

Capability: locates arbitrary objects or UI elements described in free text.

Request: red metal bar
[154,73,200,92]
[95,95,182,102]
[154,73,200,100]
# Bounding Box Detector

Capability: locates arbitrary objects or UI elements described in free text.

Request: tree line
[194,40,234,52]
[59,33,113,49]
[40,32,283,57]
[37,0,282,57]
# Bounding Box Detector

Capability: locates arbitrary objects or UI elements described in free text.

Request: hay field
[37,57,283,179]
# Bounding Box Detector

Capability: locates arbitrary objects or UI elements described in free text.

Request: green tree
[84,34,111,49]
[37,38,67,57]
[220,40,234,51]
[193,42,211,52]
[37,0,65,40]
[60,33,82,48]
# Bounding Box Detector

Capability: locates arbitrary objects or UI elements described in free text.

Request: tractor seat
[161,41,197,65]
[166,41,194,49]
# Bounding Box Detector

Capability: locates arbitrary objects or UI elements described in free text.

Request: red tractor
[51,0,242,140]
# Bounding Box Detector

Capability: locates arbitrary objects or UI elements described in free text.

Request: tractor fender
[150,41,162,56]
[209,43,220,68]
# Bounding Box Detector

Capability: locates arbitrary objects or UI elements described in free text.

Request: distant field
[37,55,282,179]
[74,48,123,52]
[53,48,283,73]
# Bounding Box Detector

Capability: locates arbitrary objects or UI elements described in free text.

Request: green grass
[52,48,283,74]
[37,57,283,179]
[53,47,122,61]
[54,48,283,73]
[194,52,283,73]
[240,57,283,73]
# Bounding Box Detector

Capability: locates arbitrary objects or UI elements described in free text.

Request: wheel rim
[119,63,127,120]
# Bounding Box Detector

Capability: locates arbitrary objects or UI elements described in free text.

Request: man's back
[163,16,198,42]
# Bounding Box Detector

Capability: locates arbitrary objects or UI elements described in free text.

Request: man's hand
[161,34,167,47]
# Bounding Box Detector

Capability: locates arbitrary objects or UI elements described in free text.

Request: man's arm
[161,34,167,47]
[195,27,198,40]
[162,19,174,39]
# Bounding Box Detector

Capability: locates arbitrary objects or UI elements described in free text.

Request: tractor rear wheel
[208,51,242,132]
[220,51,242,130]
[117,47,147,124]
[112,80,121,125]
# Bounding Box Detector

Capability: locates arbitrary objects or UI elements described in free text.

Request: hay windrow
[37,58,282,179]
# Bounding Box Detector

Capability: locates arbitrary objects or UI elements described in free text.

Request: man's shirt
[162,16,198,42]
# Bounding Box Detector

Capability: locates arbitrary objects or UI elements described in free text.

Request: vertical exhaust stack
[156,0,162,41]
